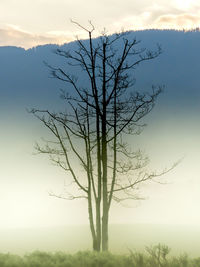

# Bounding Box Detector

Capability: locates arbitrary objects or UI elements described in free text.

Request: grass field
[0,244,200,267]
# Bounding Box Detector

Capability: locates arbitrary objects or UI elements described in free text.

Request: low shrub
[0,245,199,267]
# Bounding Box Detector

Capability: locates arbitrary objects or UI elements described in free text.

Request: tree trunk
[96,105,102,252]
[101,42,109,251]
[96,199,101,251]
[88,193,98,251]
[102,207,109,251]
[101,128,109,251]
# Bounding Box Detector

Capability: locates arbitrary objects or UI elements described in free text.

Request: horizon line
[0,27,200,50]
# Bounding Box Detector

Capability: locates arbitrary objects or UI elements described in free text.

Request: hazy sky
[0,0,200,48]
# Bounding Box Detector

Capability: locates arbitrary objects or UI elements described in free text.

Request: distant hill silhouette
[0,29,199,117]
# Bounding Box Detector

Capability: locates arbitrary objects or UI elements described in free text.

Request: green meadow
[0,244,200,267]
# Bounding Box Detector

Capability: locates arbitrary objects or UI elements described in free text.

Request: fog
[0,30,200,255]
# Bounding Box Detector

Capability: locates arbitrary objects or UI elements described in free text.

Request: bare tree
[31,22,175,251]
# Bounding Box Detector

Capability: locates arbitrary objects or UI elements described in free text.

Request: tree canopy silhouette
[31,21,175,252]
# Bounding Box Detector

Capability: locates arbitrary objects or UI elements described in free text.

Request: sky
[0,0,200,234]
[0,0,200,48]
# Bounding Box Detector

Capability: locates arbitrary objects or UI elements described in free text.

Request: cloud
[0,24,102,49]
[0,24,74,49]
[111,12,153,31]
[170,0,199,11]
[1,8,200,49]
[154,13,200,29]
[107,0,200,32]
[110,5,200,32]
